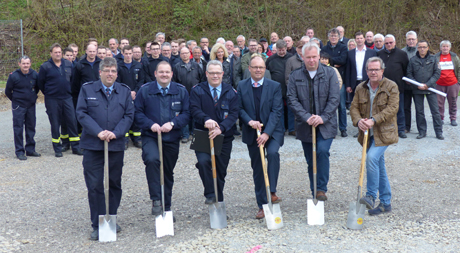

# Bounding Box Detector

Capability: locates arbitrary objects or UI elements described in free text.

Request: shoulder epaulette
[82,81,95,86]
[119,82,131,90]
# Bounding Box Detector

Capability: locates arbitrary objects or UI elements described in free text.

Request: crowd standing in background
[5,26,459,240]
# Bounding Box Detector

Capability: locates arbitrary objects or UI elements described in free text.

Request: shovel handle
[158,132,164,186]
[210,138,219,203]
[312,126,316,174]
[104,140,109,217]
[256,128,270,190]
[358,130,369,192]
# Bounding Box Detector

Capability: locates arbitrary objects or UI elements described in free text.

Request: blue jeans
[397,92,405,133]
[301,131,333,194]
[338,85,347,131]
[181,119,194,139]
[366,136,391,205]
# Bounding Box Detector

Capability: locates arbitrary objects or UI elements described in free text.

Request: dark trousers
[301,131,333,194]
[12,104,36,156]
[195,138,233,202]
[142,135,179,210]
[45,97,80,152]
[247,138,281,209]
[413,93,443,135]
[338,85,347,131]
[83,149,124,229]
[60,119,70,148]
[404,89,414,131]
[397,91,406,133]
[126,122,141,144]
[283,98,295,132]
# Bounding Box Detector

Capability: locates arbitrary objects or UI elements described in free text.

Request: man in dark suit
[237,55,284,219]
[345,32,377,125]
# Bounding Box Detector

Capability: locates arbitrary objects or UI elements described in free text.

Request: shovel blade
[209,201,227,229]
[307,199,324,225]
[346,202,366,230]
[155,211,174,238]
[263,203,283,230]
[98,215,117,242]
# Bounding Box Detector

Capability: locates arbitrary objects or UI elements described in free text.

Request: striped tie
[105,88,111,96]
[213,88,218,106]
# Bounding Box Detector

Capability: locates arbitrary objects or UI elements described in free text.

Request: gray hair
[216,37,226,44]
[18,55,31,63]
[200,37,208,42]
[161,42,171,50]
[327,28,340,37]
[276,39,287,49]
[186,40,196,47]
[99,57,118,70]
[108,38,118,44]
[192,46,202,52]
[206,60,223,72]
[440,40,452,49]
[374,33,384,41]
[302,42,321,56]
[365,56,385,70]
[155,32,165,38]
[237,35,246,41]
[405,31,417,38]
[385,34,396,42]
[300,36,310,41]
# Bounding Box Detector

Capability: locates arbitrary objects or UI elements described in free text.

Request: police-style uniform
[37,58,81,154]
[116,60,145,146]
[5,68,39,157]
[75,80,134,230]
[189,81,239,202]
[134,81,190,211]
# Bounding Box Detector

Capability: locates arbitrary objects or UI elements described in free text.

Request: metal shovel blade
[98,215,117,242]
[155,211,174,238]
[209,201,227,229]
[307,199,324,225]
[263,203,283,230]
[346,202,366,230]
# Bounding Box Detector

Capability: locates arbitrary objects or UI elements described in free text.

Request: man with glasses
[76,57,134,240]
[189,60,239,205]
[238,55,284,219]
[200,37,211,61]
[144,42,169,82]
[377,34,409,138]
[350,57,399,215]
[321,28,348,137]
[373,34,385,52]
[240,39,267,76]
[406,40,443,140]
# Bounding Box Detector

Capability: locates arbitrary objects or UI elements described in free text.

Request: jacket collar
[149,81,180,95]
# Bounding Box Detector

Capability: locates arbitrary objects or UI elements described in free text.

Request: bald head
[86,44,97,61]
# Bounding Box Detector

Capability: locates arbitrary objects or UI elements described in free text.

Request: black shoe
[234,130,241,136]
[17,155,27,161]
[116,224,121,233]
[61,145,70,152]
[55,152,63,157]
[398,132,407,138]
[90,229,98,240]
[452,120,458,126]
[152,200,162,216]
[133,141,142,148]
[26,151,41,157]
[124,143,129,150]
[416,133,426,139]
[181,137,189,143]
[436,134,444,140]
[341,130,348,137]
[72,149,83,155]
[353,132,359,138]
[205,196,216,205]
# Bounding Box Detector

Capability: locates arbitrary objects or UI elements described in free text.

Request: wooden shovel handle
[312,126,316,174]
[257,127,270,188]
[358,130,369,189]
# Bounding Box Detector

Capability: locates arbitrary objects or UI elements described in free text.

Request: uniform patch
[87,97,97,100]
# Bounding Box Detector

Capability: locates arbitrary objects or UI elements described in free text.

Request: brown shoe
[316,191,327,201]
[288,131,296,136]
[256,208,265,219]
[271,192,282,203]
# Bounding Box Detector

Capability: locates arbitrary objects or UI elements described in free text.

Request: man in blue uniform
[5,56,41,160]
[116,45,145,149]
[76,57,134,240]
[238,55,285,219]
[190,60,239,204]
[143,42,169,82]
[37,43,82,157]
[134,61,190,216]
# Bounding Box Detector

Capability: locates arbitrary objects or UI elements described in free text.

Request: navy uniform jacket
[237,78,285,146]
[190,81,238,138]
[143,56,170,82]
[37,58,73,99]
[71,57,101,102]
[76,80,134,152]
[134,81,190,142]
[116,61,145,92]
[5,69,39,108]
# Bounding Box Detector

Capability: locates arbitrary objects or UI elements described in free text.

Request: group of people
[5,26,458,240]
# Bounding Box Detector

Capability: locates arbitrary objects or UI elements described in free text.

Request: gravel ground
[0,101,459,253]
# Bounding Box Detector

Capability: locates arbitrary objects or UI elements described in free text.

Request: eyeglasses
[366,69,382,73]
[249,44,258,47]
[418,46,428,49]
[102,70,117,74]
[384,42,394,45]
[207,72,223,76]
[250,66,265,70]
[151,48,160,51]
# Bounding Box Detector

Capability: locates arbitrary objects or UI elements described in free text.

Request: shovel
[155,132,174,237]
[98,140,117,242]
[257,128,283,230]
[346,130,369,230]
[307,126,325,225]
[209,137,227,229]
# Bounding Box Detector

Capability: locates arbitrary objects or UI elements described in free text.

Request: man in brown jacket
[350,56,399,215]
